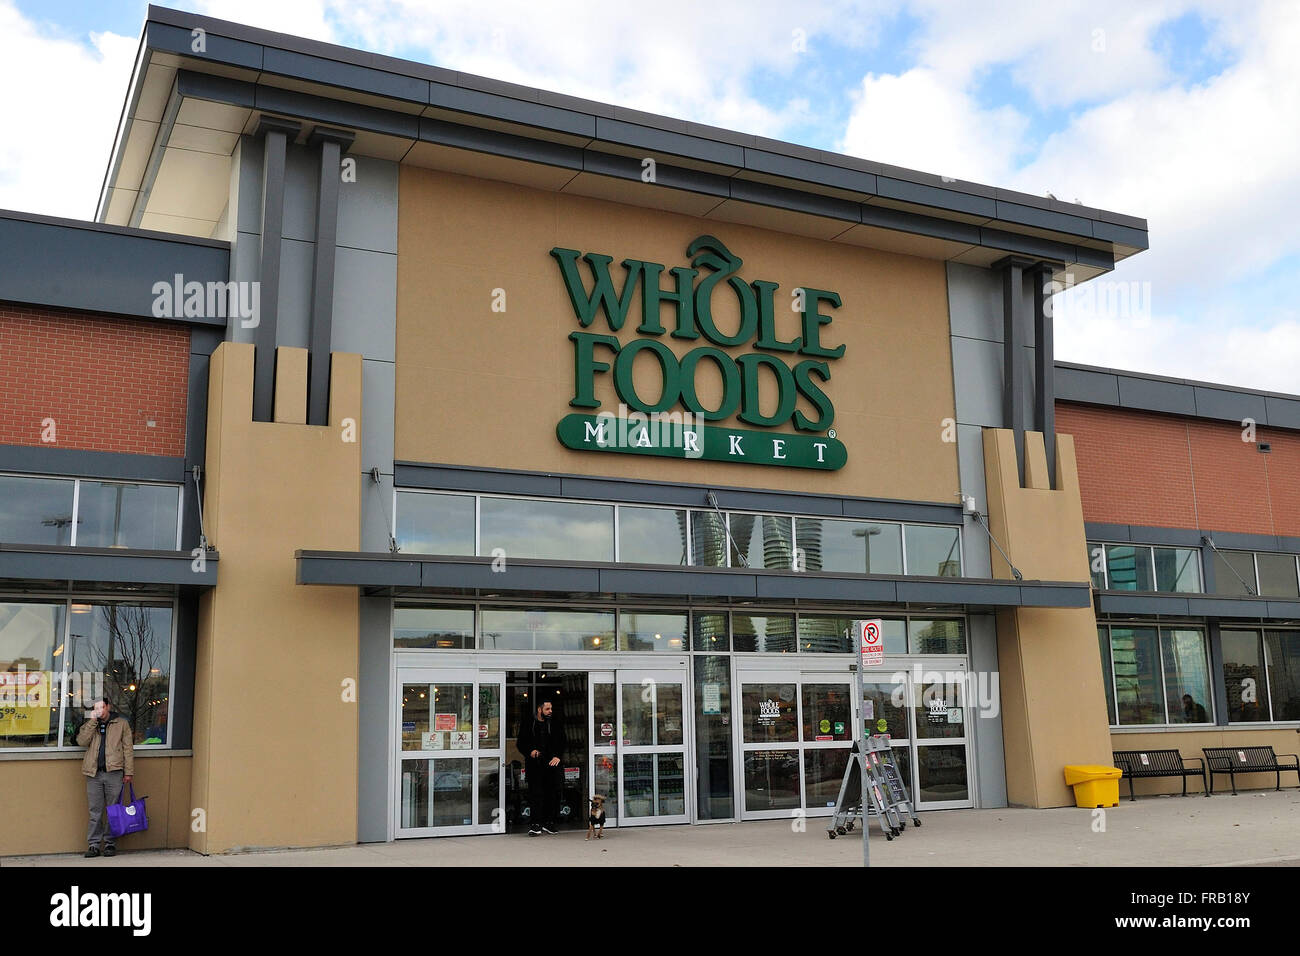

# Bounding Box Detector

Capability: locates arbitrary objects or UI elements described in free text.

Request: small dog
[586,794,607,840]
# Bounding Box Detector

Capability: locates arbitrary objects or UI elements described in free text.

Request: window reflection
[905,525,961,577]
[796,518,902,574]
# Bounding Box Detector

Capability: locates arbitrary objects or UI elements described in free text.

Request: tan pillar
[983,428,1112,807]
[191,342,361,851]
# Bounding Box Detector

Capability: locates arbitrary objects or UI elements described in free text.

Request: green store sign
[551,235,847,470]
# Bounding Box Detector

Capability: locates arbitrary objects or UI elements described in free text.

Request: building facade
[1,6,1293,856]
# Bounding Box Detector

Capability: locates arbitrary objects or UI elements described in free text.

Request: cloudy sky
[1,0,1297,391]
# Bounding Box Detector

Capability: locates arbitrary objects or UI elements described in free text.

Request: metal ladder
[827,735,921,840]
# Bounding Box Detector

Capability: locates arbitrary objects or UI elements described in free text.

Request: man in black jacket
[517,698,565,835]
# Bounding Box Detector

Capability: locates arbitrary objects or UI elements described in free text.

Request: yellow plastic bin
[1063,765,1122,808]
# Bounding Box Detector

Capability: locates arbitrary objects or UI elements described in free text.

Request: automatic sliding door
[395,668,505,837]
[616,668,690,825]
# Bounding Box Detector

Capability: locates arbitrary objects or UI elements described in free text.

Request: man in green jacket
[76,697,134,858]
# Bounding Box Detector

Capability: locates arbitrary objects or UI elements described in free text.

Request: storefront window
[1153,547,1201,593]
[77,481,179,550]
[0,602,64,749]
[690,612,729,651]
[479,608,614,651]
[732,614,796,653]
[1110,626,1163,724]
[797,615,851,654]
[729,513,793,570]
[480,497,613,562]
[796,518,903,575]
[618,507,687,565]
[618,611,687,652]
[1221,630,1269,722]
[1256,554,1300,598]
[909,619,966,655]
[905,525,961,577]
[1160,628,1211,723]
[1098,627,1116,723]
[1105,545,1154,591]
[395,491,474,555]
[689,511,727,567]
[0,475,74,546]
[65,603,173,745]
[1213,550,1257,596]
[1265,631,1300,721]
[393,606,474,648]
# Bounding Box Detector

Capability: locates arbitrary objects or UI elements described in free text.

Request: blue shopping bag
[106,782,149,838]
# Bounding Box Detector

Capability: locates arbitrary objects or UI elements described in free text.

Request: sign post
[853,619,884,868]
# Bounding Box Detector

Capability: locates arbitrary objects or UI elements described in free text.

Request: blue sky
[2,0,1297,392]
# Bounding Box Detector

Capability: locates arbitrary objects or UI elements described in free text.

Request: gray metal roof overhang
[296,550,1089,609]
[0,544,218,591]
[1096,591,1300,623]
[98,6,1149,280]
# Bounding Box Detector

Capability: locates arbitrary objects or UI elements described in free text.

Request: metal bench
[1112,749,1208,801]
[1202,746,1300,795]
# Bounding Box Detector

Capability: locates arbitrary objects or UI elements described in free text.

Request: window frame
[1098,621,1214,727]
[0,592,179,753]
[393,488,964,579]
[0,472,183,551]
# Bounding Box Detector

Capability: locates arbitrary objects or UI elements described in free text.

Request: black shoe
[542,824,557,834]
[84,846,100,858]
[528,826,541,837]
[102,845,116,857]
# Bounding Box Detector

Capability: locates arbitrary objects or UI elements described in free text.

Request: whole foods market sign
[552,235,847,470]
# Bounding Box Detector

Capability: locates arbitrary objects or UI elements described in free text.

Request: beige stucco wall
[395,167,959,503]
[985,429,1115,807]
[190,343,362,853]
[0,754,192,856]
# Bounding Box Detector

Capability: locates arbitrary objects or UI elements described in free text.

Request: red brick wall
[0,304,189,457]
[1057,401,1300,536]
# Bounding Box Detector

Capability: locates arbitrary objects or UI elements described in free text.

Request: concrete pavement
[6,788,1299,867]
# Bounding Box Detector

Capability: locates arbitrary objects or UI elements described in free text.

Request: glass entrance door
[737,669,856,818]
[615,668,690,825]
[911,668,973,809]
[395,667,505,837]
[590,672,619,827]
[862,663,973,810]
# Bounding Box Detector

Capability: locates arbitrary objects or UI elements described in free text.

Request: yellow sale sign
[0,671,52,737]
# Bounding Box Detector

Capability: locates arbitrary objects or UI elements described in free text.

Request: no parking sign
[857,619,885,666]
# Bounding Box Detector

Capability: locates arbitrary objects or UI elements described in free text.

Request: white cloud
[839,68,1027,183]
[0,1,137,218]
[836,0,1300,389]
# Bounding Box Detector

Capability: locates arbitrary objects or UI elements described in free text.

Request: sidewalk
[6,789,1299,867]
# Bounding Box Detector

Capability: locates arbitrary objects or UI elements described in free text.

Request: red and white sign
[434,713,457,731]
[858,618,885,666]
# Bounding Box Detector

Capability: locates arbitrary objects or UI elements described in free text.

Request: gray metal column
[306,126,356,426]
[1032,263,1056,487]
[995,256,1033,484]
[252,117,302,422]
